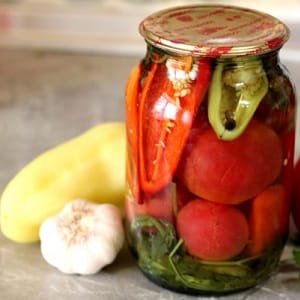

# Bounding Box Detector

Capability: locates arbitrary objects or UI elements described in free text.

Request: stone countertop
[0,49,300,300]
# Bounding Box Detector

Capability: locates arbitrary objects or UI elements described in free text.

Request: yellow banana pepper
[0,122,125,243]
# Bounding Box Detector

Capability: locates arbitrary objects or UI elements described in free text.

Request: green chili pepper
[208,59,269,140]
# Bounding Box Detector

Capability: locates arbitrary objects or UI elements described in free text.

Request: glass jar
[125,5,296,295]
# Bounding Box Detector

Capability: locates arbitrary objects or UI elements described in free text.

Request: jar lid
[139,5,290,57]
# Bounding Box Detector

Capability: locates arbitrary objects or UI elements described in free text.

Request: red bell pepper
[125,64,143,201]
[138,55,212,194]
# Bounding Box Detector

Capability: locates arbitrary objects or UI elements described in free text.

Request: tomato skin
[176,198,249,261]
[125,185,175,224]
[177,120,283,205]
[246,184,288,256]
[292,159,300,232]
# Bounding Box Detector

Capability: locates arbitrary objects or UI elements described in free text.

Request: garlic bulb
[39,199,124,275]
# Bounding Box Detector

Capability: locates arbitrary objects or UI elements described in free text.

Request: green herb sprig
[290,233,300,276]
[292,249,300,266]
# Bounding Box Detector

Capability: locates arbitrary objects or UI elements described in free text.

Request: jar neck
[145,44,282,69]
[215,50,280,65]
[261,50,280,67]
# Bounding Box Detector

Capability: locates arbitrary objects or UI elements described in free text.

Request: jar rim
[139,5,290,58]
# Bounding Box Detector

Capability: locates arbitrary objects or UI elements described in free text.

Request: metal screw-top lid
[139,5,290,57]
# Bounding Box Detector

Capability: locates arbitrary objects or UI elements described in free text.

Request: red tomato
[176,198,249,261]
[292,158,300,232]
[125,185,175,224]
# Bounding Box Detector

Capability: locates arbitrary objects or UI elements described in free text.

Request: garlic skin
[39,199,124,275]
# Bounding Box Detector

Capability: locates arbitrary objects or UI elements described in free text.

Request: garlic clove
[40,217,70,271]
[93,207,124,248]
[67,242,106,275]
[94,223,124,254]
[84,236,117,274]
